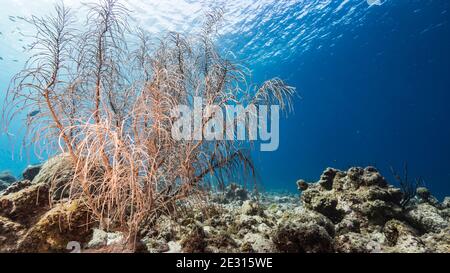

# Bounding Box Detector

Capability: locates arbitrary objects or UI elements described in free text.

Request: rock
[421,227,450,253]
[87,228,125,249]
[1,180,32,196]
[290,207,336,236]
[142,237,170,253]
[31,154,75,200]
[441,208,450,220]
[360,199,402,225]
[166,241,182,253]
[206,231,238,253]
[257,223,271,235]
[213,183,249,204]
[107,232,124,246]
[0,172,16,184]
[335,216,361,235]
[16,200,94,252]
[442,197,450,209]
[0,216,26,252]
[301,189,343,222]
[236,214,263,231]
[0,183,50,225]
[22,164,42,181]
[87,229,108,248]
[180,224,206,253]
[405,203,448,233]
[0,180,8,192]
[272,208,334,253]
[0,164,96,253]
[275,196,293,203]
[296,179,308,191]
[241,200,262,216]
[203,225,213,237]
[361,166,387,187]
[0,180,50,252]
[225,183,248,202]
[301,167,404,229]
[383,219,427,253]
[242,233,275,253]
[318,168,337,190]
[416,187,431,200]
[415,187,440,207]
[334,232,373,253]
[272,220,333,253]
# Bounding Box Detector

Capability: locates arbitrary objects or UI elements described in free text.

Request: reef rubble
[0,157,448,253]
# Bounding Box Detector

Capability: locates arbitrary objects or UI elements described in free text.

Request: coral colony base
[0,0,449,254]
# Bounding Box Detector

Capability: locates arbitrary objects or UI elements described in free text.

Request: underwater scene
[0,0,449,255]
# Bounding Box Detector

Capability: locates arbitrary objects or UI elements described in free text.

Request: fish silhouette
[27,110,40,117]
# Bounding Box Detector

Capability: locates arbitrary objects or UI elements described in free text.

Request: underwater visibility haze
[0,0,449,255]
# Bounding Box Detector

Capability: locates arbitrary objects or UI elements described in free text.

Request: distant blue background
[239,0,450,200]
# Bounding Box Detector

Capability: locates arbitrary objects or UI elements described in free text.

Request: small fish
[12,59,18,62]
[0,57,3,60]
[18,39,23,42]
[8,16,16,22]
[0,31,2,35]
[27,110,40,117]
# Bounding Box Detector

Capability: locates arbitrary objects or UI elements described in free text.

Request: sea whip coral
[2,0,295,238]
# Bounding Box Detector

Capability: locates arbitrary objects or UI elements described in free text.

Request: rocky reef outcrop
[22,164,42,181]
[0,154,93,252]
[0,171,17,192]
[0,158,448,253]
[131,166,448,253]
[296,167,449,253]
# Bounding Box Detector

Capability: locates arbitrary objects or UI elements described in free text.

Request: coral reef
[0,155,94,252]
[22,164,42,181]
[0,171,16,184]
[213,183,250,204]
[0,161,448,253]
[0,181,8,192]
[0,171,17,192]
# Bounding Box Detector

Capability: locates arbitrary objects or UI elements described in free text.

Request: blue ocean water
[0,0,449,199]
[241,0,450,199]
